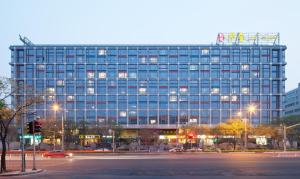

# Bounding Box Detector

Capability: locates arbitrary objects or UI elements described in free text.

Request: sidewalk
[0,169,43,177]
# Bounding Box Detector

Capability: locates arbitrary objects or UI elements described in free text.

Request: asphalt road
[5,153,300,179]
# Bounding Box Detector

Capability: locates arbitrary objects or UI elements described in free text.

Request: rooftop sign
[216,32,280,45]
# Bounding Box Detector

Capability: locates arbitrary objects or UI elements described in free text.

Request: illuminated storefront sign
[216,32,279,45]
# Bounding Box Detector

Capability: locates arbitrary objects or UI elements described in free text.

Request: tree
[213,119,247,150]
[0,77,42,173]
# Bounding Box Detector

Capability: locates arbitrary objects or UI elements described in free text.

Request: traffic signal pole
[32,121,36,170]
[21,114,26,172]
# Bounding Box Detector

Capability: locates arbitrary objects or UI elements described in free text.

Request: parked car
[169,147,184,152]
[42,150,73,158]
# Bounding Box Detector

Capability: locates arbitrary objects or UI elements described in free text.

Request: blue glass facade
[10,45,286,128]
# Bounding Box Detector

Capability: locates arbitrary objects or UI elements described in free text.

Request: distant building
[284,83,300,116]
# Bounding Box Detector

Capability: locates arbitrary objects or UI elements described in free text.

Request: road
[4,152,300,179]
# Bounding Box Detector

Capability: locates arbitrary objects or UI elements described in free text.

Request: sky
[0,0,299,91]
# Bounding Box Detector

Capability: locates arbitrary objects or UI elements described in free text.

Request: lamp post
[52,103,64,151]
[245,104,256,150]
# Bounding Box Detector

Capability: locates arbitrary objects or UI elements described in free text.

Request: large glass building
[10,36,287,129]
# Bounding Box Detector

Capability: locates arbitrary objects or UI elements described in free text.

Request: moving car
[169,147,184,152]
[42,150,73,158]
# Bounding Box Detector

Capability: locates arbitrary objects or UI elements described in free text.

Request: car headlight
[68,153,73,157]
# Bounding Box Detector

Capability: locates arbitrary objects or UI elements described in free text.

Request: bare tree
[0,77,42,173]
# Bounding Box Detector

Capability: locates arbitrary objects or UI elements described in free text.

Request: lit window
[118,72,128,78]
[180,87,188,93]
[201,49,210,55]
[98,72,106,79]
[150,57,157,63]
[211,57,219,63]
[140,57,146,63]
[87,88,95,94]
[241,87,249,94]
[119,111,127,117]
[231,95,238,102]
[87,72,95,78]
[47,88,55,94]
[170,96,177,102]
[97,118,105,123]
[211,88,220,94]
[189,65,198,70]
[98,49,106,55]
[67,95,74,101]
[57,80,64,86]
[241,65,249,70]
[150,119,156,124]
[221,95,229,101]
[189,118,197,123]
[139,88,146,94]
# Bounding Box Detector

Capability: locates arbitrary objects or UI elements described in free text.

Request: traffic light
[34,120,42,133]
[27,121,34,134]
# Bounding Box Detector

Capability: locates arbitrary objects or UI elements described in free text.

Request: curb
[0,169,44,177]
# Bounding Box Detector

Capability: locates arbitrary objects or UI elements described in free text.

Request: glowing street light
[52,103,64,151]
[244,104,257,150]
[52,103,60,111]
[247,104,257,115]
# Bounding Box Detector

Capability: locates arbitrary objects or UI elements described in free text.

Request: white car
[169,147,184,152]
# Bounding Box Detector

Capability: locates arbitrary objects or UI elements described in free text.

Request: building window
[37,64,45,70]
[150,119,156,124]
[241,87,249,94]
[231,95,238,102]
[47,95,55,101]
[211,57,219,63]
[129,72,137,78]
[87,72,95,78]
[189,118,197,123]
[221,96,229,101]
[170,96,177,102]
[119,111,127,117]
[46,88,55,94]
[179,87,188,94]
[189,65,198,70]
[98,49,106,55]
[139,88,146,94]
[67,95,74,101]
[241,64,249,71]
[57,80,64,86]
[201,49,210,55]
[211,88,220,94]
[87,88,95,94]
[118,71,128,78]
[150,57,157,63]
[98,72,106,79]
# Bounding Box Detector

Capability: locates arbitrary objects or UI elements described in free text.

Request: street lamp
[244,104,257,150]
[52,103,64,151]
